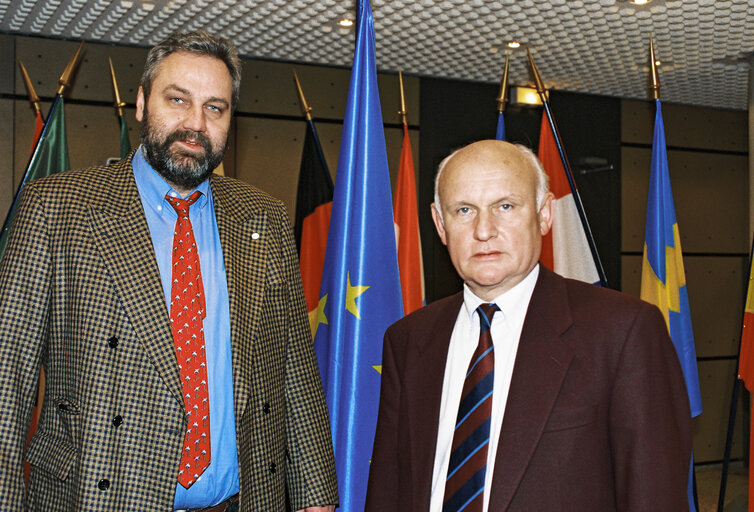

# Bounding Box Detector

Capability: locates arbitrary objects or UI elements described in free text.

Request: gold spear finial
[292,69,313,121]
[57,40,85,95]
[496,55,510,114]
[649,35,661,100]
[526,46,548,103]
[109,57,126,117]
[18,59,41,115]
[398,69,408,125]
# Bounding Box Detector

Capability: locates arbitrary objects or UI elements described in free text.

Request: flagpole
[109,57,126,118]
[293,69,329,175]
[398,69,408,126]
[496,54,509,114]
[18,59,42,119]
[526,46,608,287]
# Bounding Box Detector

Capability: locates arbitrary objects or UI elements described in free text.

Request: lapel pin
[251,232,260,240]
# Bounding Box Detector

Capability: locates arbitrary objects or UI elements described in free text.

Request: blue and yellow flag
[640,98,702,511]
[313,0,404,510]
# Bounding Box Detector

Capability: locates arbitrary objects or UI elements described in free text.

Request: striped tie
[443,303,499,512]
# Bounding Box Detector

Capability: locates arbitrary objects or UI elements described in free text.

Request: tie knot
[477,303,499,331]
[166,191,202,214]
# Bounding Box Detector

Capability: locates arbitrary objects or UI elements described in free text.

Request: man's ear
[538,192,555,236]
[135,86,145,122]
[431,203,448,246]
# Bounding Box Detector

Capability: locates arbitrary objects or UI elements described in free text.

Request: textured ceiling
[1,0,753,110]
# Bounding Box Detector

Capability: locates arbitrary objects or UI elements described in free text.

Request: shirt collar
[132,145,211,212]
[462,264,540,324]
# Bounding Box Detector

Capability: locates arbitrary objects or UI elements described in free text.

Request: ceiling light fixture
[509,86,542,106]
[338,18,353,27]
[507,41,521,49]
[631,0,651,4]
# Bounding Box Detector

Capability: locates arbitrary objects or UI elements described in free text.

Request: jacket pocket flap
[25,432,77,481]
[544,404,598,432]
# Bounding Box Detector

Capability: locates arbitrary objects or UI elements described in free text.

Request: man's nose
[182,105,207,133]
[474,211,497,241]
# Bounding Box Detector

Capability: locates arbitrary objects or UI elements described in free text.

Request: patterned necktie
[443,303,499,512]
[166,192,211,488]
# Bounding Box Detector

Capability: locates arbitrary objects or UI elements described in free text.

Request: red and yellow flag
[737,238,754,510]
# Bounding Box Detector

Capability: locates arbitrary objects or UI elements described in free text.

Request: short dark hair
[141,30,242,111]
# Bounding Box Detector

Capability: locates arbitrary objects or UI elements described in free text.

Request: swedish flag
[640,98,702,510]
[313,1,404,510]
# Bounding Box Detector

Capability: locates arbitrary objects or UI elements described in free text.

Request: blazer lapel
[209,175,266,421]
[405,293,464,505]
[87,157,183,405]
[488,267,575,511]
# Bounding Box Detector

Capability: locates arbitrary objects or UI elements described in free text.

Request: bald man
[365,140,692,512]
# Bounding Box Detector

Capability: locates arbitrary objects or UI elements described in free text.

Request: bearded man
[0,31,338,512]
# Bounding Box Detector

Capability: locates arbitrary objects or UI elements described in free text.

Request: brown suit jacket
[365,266,692,511]
[0,154,338,511]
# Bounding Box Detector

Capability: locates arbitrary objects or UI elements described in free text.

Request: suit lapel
[210,175,266,421]
[87,156,183,405]
[488,267,575,511]
[405,293,463,505]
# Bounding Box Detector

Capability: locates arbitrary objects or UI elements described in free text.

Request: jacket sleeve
[0,185,52,509]
[609,302,693,511]
[364,324,401,511]
[277,203,339,509]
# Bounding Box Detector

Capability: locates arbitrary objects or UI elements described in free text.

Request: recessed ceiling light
[338,18,354,27]
[507,41,521,49]
[655,59,661,66]
[632,0,651,4]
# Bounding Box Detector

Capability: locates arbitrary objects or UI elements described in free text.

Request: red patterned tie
[166,192,211,488]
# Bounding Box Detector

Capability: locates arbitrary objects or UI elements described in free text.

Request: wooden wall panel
[621,147,748,254]
[238,59,420,124]
[14,37,146,103]
[0,34,13,95]
[0,99,14,213]
[233,116,419,221]
[622,99,747,152]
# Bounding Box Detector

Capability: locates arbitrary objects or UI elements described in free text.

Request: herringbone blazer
[0,154,338,511]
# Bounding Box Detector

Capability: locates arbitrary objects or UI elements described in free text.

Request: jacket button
[98,479,110,490]
[108,336,118,348]
[112,415,123,427]
[269,462,276,474]
[262,403,270,414]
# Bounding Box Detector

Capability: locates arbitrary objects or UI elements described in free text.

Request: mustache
[164,130,213,154]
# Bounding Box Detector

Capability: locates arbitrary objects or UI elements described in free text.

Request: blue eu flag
[313,1,404,510]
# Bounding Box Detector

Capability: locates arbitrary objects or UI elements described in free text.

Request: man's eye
[207,105,222,113]
[170,97,184,104]
[458,207,471,215]
[500,204,512,211]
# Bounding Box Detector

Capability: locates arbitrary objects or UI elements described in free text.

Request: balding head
[434,140,549,224]
[430,139,554,299]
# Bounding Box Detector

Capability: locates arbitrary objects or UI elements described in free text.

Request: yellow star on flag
[372,365,382,374]
[314,294,328,337]
[345,272,369,319]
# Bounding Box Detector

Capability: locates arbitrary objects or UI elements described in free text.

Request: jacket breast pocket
[543,404,598,432]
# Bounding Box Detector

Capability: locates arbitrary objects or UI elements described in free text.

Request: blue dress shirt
[132,147,240,508]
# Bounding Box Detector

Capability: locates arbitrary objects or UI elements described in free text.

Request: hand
[295,507,335,512]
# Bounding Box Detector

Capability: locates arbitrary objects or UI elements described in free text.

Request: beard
[140,109,228,191]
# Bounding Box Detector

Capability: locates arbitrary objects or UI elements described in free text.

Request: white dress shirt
[429,264,539,512]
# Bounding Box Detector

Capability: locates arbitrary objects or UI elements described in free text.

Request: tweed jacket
[0,154,338,511]
[365,266,692,511]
